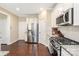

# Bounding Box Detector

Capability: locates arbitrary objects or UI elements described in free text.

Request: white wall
[39,10,47,46]
[39,10,51,47]
[10,15,18,44]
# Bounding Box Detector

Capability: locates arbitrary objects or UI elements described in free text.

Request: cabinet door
[61,48,72,56]
[74,4,79,25]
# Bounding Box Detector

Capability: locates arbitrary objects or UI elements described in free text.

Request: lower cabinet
[61,47,72,56]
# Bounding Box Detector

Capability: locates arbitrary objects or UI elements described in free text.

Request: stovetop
[50,37,79,45]
[49,37,79,56]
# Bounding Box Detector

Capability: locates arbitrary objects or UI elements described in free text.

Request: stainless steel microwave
[56,8,73,26]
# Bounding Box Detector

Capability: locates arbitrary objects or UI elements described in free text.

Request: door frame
[0,11,10,45]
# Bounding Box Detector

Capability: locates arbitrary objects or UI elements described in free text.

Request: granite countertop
[0,51,9,56]
[61,45,79,56]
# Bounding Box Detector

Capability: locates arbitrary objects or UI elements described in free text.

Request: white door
[0,13,7,44]
[18,19,27,41]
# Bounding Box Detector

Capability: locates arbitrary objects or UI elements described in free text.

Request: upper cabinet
[74,4,79,25]
[51,3,79,27]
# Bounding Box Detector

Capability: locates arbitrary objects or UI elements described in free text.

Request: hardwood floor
[5,40,50,56]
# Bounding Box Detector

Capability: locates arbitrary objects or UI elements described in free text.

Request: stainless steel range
[49,37,79,56]
[49,37,61,56]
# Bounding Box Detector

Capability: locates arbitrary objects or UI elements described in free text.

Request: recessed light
[40,8,44,11]
[16,8,20,11]
[58,8,63,11]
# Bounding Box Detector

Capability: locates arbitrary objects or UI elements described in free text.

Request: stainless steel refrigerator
[27,22,39,43]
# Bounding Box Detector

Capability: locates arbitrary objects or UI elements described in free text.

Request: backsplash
[58,26,79,42]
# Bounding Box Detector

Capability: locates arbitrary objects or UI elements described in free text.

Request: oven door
[52,45,61,56]
[49,42,61,56]
[49,42,54,54]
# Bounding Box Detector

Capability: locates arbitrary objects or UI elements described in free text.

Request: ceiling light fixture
[40,8,44,11]
[16,8,20,11]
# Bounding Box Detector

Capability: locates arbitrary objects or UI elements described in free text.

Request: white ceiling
[0,3,55,17]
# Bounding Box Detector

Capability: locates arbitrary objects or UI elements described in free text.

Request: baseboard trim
[7,40,18,45]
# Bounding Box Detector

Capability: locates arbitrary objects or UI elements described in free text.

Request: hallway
[7,40,50,56]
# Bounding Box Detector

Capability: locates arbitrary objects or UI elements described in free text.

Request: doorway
[0,13,7,43]
[0,11,10,50]
[18,17,39,44]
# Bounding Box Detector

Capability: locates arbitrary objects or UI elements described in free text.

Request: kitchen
[49,3,79,56]
[0,3,79,56]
